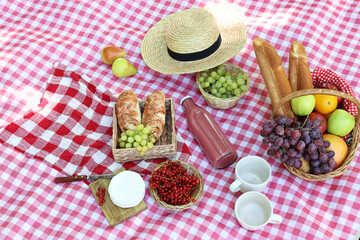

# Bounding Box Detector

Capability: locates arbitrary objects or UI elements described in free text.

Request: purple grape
[273,150,282,159]
[304,152,310,161]
[275,115,286,125]
[284,128,292,137]
[310,160,321,167]
[319,152,328,163]
[304,120,313,128]
[314,139,324,148]
[274,137,284,147]
[267,149,274,157]
[328,159,337,169]
[321,163,331,173]
[310,153,319,161]
[307,143,317,154]
[301,129,310,138]
[313,119,322,128]
[262,137,271,144]
[267,119,276,128]
[275,125,285,135]
[291,129,301,139]
[319,147,327,153]
[328,150,335,158]
[286,117,294,127]
[263,125,273,135]
[303,135,311,145]
[282,139,290,149]
[281,154,289,163]
[287,158,295,167]
[324,140,330,148]
[287,148,298,158]
[310,131,320,139]
[296,140,306,152]
[270,144,280,151]
[313,166,322,175]
[294,121,302,128]
[260,130,266,137]
[289,137,299,146]
[294,158,303,168]
[269,133,277,142]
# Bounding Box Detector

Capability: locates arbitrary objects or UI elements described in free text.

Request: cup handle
[269,214,283,225]
[229,179,242,192]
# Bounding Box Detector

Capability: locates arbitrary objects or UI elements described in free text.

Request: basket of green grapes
[196,62,250,109]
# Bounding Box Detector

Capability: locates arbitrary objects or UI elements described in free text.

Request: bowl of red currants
[149,160,204,211]
[196,62,251,109]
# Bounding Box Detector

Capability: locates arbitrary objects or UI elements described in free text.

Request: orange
[323,133,348,169]
[314,95,337,115]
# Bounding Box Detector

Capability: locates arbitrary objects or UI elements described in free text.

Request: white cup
[229,156,271,193]
[234,191,283,231]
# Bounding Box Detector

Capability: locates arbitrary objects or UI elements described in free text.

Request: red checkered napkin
[312,68,358,117]
[0,63,190,177]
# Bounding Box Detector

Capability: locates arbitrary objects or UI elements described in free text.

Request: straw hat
[141,8,247,75]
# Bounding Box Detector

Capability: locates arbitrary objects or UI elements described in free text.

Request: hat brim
[141,8,248,75]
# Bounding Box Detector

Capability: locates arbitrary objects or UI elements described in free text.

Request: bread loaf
[116,90,141,132]
[253,38,296,119]
[288,41,313,91]
[142,91,166,140]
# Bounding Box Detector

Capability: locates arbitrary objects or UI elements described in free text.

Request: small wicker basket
[112,98,177,162]
[196,62,250,109]
[149,160,204,211]
[272,88,360,181]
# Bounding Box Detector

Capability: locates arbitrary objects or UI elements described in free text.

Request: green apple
[291,95,316,116]
[327,109,355,136]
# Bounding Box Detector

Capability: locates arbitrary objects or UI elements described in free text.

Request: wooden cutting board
[89,168,147,227]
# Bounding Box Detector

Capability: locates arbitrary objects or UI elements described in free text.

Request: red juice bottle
[180,96,238,169]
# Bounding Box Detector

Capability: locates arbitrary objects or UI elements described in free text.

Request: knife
[55,174,116,183]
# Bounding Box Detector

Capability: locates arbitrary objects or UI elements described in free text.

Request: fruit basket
[149,160,204,211]
[272,88,360,181]
[196,62,251,109]
[112,98,177,162]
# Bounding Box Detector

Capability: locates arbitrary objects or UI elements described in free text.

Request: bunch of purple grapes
[260,115,336,175]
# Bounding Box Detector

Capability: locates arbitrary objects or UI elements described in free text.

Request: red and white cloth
[0,62,190,176]
[1,1,360,240]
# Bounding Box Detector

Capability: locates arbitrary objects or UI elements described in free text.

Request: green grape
[210,88,217,94]
[235,73,243,80]
[240,85,248,92]
[150,137,156,143]
[219,76,226,83]
[237,79,245,86]
[231,82,238,89]
[126,130,135,137]
[147,142,154,149]
[134,135,142,142]
[217,68,225,75]
[198,77,205,82]
[133,142,140,148]
[140,139,147,146]
[136,124,144,132]
[121,132,127,137]
[120,135,127,141]
[226,79,233,85]
[200,82,205,88]
[215,82,222,88]
[141,134,148,140]
[204,81,210,88]
[221,94,228,98]
[214,92,222,98]
[209,77,215,84]
[141,146,148,152]
[222,83,228,88]
[210,71,217,78]
[139,151,146,156]
[234,88,242,95]
[219,87,226,94]
[225,71,231,77]
[125,143,132,148]
[143,126,152,135]
[218,64,226,71]
[127,136,134,143]
[119,141,126,148]
[226,86,233,92]
[215,74,220,80]
[201,72,208,78]
[136,146,142,152]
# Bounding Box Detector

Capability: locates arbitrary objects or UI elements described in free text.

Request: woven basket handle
[272,89,360,125]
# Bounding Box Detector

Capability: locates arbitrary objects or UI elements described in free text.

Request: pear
[101,45,126,65]
[112,58,138,78]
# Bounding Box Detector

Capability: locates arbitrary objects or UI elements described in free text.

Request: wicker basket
[272,88,360,181]
[149,160,204,211]
[112,98,177,162]
[196,62,251,109]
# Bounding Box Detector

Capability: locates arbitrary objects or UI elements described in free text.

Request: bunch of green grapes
[118,124,156,156]
[198,64,249,99]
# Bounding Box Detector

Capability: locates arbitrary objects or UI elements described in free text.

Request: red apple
[319,82,342,104]
[309,112,327,134]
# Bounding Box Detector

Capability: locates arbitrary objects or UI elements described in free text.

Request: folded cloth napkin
[0,62,190,177]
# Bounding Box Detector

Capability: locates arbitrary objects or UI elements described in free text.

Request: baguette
[288,41,313,91]
[116,90,141,132]
[142,91,166,140]
[253,38,296,119]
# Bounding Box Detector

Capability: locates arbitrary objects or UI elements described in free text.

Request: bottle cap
[214,152,238,169]
[180,96,192,106]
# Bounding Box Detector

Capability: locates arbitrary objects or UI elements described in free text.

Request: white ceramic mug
[229,156,271,193]
[234,191,283,231]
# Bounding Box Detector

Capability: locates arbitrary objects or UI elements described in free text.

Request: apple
[327,109,355,136]
[309,112,327,134]
[319,82,342,104]
[291,95,316,116]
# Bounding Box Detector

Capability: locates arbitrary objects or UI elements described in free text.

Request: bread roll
[116,90,141,132]
[253,38,296,119]
[142,91,166,140]
[288,41,313,91]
